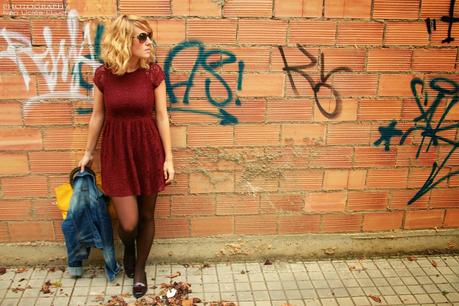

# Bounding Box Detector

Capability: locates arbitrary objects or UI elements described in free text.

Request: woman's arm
[78,85,105,171]
[154,80,174,183]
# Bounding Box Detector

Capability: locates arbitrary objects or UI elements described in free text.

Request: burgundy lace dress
[93,62,166,196]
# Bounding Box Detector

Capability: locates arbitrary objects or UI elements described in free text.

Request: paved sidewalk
[0,254,458,306]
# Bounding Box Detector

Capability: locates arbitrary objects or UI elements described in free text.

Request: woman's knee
[119,219,138,234]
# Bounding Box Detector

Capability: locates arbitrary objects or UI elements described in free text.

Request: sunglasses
[133,32,152,43]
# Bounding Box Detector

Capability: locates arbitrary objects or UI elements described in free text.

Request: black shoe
[123,244,135,278]
[133,270,147,299]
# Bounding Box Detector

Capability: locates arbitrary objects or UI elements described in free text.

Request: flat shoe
[133,271,147,299]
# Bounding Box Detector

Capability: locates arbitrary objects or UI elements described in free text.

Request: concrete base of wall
[2,229,458,266]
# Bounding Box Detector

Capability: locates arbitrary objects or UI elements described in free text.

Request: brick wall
[0,0,458,242]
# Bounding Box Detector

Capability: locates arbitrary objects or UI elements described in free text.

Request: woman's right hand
[78,151,94,172]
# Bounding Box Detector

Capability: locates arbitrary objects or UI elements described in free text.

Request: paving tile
[251,282,267,291]
[237,290,254,301]
[352,296,371,305]
[336,297,354,306]
[248,273,265,282]
[415,293,434,303]
[398,294,417,304]
[253,290,270,300]
[429,292,449,303]
[320,298,338,305]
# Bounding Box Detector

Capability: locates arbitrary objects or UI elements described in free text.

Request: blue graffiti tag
[164,40,244,125]
[374,77,459,204]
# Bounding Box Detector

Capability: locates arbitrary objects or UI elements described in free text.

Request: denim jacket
[61,169,120,281]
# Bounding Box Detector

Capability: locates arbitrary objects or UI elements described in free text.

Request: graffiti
[424,0,458,43]
[278,44,352,119]
[0,9,103,112]
[164,40,244,125]
[374,77,459,204]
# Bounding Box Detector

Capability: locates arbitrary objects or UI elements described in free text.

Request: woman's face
[131,26,152,59]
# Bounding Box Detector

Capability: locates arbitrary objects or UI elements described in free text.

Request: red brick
[363,211,404,231]
[373,0,420,19]
[390,189,429,209]
[278,215,321,233]
[224,47,270,71]
[367,49,412,72]
[289,21,336,45]
[412,49,457,72]
[171,195,215,216]
[282,123,325,145]
[268,146,310,170]
[33,199,63,221]
[235,215,277,235]
[358,99,403,120]
[43,127,91,150]
[154,218,189,238]
[29,151,77,174]
[420,0,458,18]
[0,128,42,150]
[322,214,362,232]
[0,20,30,46]
[260,193,303,213]
[274,0,322,17]
[191,216,233,237]
[24,102,73,126]
[354,147,396,167]
[431,21,459,47]
[31,19,83,46]
[271,47,320,72]
[172,0,220,16]
[0,223,9,242]
[152,19,186,45]
[235,172,279,193]
[306,191,347,212]
[408,168,449,189]
[430,189,459,208]
[0,102,22,125]
[378,74,415,97]
[266,99,313,122]
[9,221,54,241]
[323,170,348,190]
[396,146,437,167]
[155,195,171,218]
[188,126,233,147]
[217,194,260,215]
[366,168,409,189]
[187,19,237,44]
[313,99,358,122]
[279,170,323,191]
[0,200,33,221]
[404,210,444,229]
[333,74,378,96]
[337,22,384,45]
[348,170,367,189]
[310,147,353,168]
[1,176,48,198]
[444,209,459,227]
[225,99,266,123]
[239,73,284,97]
[385,22,429,46]
[326,123,371,145]
[325,0,371,18]
[223,0,272,17]
[348,191,389,211]
[190,172,234,193]
[321,48,366,72]
[238,19,288,45]
[119,0,170,15]
[0,74,37,99]
[53,220,64,241]
[0,153,29,175]
[235,124,280,146]
[67,0,116,15]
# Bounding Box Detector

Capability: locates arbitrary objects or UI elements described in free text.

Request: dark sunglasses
[133,32,152,43]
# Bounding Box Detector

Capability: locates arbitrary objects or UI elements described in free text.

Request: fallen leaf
[166,271,181,278]
[431,259,438,267]
[324,248,335,255]
[182,299,193,306]
[40,280,52,294]
[16,267,28,273]
[264,259,272,265]
[48,267,56,272]
[369,294,381,303]
[18,278,25,282]
[0,267,6,275]
[407,256,417,261]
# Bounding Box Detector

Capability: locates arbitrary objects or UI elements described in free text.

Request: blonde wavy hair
[101,14,156,75]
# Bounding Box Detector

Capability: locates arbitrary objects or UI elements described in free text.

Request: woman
[78,14,174,298]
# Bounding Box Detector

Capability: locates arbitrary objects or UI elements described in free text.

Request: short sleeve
[93,65,105,93]
[149,63,165,89]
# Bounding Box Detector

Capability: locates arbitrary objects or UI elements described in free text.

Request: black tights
[111,194,157,283]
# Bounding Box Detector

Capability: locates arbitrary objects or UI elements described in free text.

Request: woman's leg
[134,193,157,283]
[111,196,138,276]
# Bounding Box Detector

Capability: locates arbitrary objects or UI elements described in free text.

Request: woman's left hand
[163,159,175,185]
